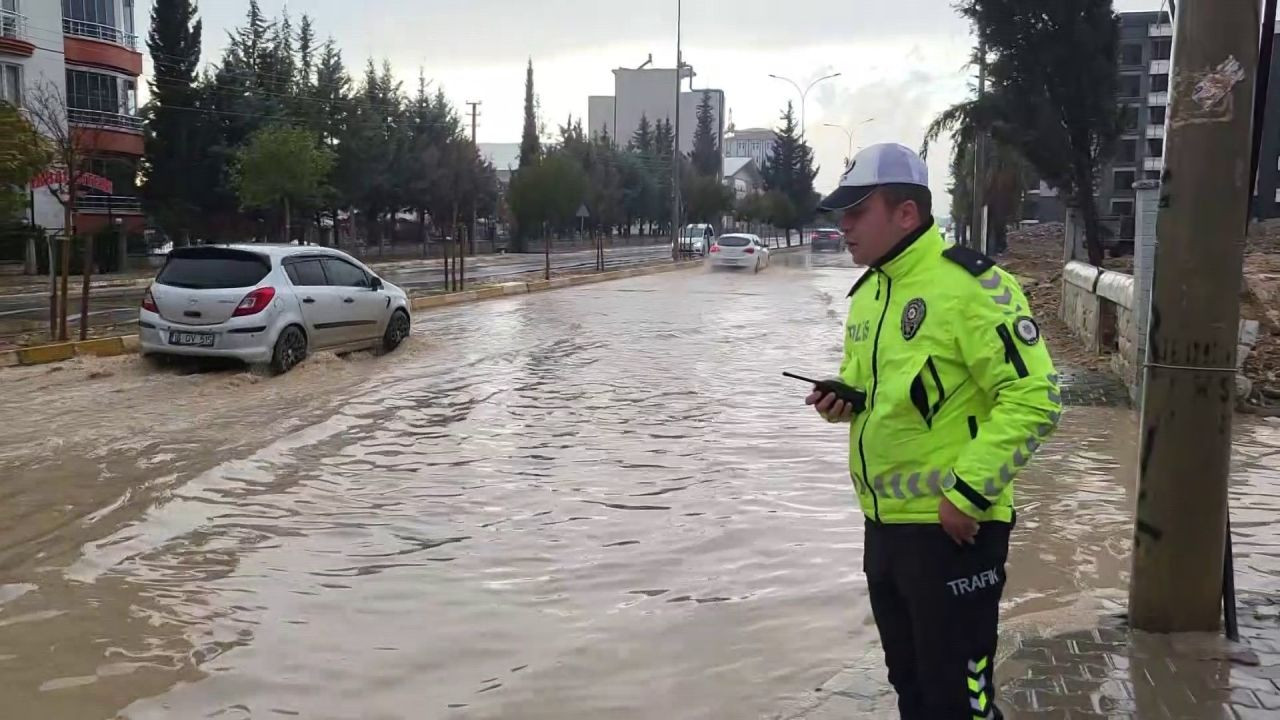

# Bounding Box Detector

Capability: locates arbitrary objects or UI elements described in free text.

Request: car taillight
[141,288,157,313]
[710,245,720,253]
[744,247,755,254]
[233,287,276,317]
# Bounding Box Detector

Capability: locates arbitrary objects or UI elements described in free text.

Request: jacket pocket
[908,356,947,428]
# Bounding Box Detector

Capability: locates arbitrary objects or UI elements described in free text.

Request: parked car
[810,227,844,252]
[676,223,715,255]
[139,245,412,374]
[709,233,770,272]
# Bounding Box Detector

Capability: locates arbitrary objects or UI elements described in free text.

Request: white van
[676,224,714,255]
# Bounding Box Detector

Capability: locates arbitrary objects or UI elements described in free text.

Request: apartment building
[2,0,145,235]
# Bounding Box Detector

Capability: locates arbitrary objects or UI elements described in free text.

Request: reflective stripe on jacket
[840,220,1061,524]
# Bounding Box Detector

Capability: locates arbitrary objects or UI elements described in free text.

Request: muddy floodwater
[2,253,1279,719]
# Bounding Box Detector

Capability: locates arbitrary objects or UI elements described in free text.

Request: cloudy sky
[135,0,1163,208]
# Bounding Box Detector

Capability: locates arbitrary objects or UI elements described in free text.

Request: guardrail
[67,108,144,132]
[62,17,137,49]
[1,8,28,41]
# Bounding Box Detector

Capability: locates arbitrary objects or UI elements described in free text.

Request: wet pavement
[2,251,1279,719]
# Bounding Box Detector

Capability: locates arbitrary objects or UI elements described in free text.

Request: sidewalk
[788,591,1280,719]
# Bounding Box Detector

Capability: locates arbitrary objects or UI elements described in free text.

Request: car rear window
[157,248,271,289]
[717,236,751,247]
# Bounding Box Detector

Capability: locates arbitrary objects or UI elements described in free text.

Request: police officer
[804,143,1061,719]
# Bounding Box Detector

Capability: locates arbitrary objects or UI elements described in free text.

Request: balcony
[63,17,137,50]
[1149,23,1173,37]
[1150,60,1171,75]
[1148,92,1169,106]
[1147,124,1165,139]
[1144,157,1164,172]
[77,195,142,214]
[0,8,34,57]
[67,108,144,133]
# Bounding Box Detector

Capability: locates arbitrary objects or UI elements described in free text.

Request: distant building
[1253,22,1280,219]
[4,0,146,236]
[587,64,725,166]
[724,128,777,171]
[478,142,521,187]
[1096,10,1173,236]
[723,157,763,199]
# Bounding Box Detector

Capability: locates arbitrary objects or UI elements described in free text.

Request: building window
[1120,105,1140,132]
[1114,170,1136,192]
[0,63,19,106]
[1150,74,1170,93]
[122,0,133,37]
[1117,139,1137,163]
[1112,199,1135,216]
[66,69,123,113]
[1145,170,1162,181]
[1118,74,1142,98]
[1149,106,1167,126]
[1120,43,1143,66]
[1152,38,1172,61]
[1146,138,1164,158]
[62,0,116,27]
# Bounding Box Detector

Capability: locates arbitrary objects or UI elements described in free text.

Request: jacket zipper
[858,270,892,523]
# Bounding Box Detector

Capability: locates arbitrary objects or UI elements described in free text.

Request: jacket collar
[847,217,941,297]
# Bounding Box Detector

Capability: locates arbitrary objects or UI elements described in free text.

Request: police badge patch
[1014,316,1041,345]
[901,298,926,340]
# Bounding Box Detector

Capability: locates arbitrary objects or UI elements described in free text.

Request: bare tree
[25,80,108,342]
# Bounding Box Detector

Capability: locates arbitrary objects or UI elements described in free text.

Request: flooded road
[2,253,1279,719]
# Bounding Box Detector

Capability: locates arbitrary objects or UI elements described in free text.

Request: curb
[2,259,704,369]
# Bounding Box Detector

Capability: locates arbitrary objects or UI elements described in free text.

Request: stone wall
[1061,261,1139,398]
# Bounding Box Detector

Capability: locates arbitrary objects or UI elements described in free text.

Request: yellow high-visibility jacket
[838,220,1062,523]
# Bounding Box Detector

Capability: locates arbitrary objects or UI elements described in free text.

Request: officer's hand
[939,497,979,545]
[805,389,854,423]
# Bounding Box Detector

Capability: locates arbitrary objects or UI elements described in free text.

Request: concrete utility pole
[671,0,683,261]
[466,100,482,289]
[1129,0,1260,633]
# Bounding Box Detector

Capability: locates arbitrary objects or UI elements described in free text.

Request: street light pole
[670,0,683,261]
[824,117,874,167]
[768,72,842,138]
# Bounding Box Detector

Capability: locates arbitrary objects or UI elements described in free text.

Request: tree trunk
[79,233,93,341]
[1076,164,1104,267]
[59,204,73,342]
[419,208,427,259]
[283,196,291,244]
[117,227,128,273]
[25,232,37,275]
[451,204,460,291]
[47,234,57,342]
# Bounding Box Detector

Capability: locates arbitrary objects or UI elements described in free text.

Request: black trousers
[864,518,1012,720]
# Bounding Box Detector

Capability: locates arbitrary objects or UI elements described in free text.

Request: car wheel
[271,325,307,375]
[382,309,410,353]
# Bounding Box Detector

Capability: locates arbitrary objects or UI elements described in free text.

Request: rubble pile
[996,222,1280,412]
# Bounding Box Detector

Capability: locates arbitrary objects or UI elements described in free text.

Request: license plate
[168,331,215,347]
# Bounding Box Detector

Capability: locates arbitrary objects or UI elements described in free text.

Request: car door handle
[343,297,355,304]
[302,297,316,304]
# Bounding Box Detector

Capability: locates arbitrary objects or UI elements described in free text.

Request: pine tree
[629,114,653,154]
[762,102,817,244]
[690,90,719,176]
[519,58,540,168]
[142,0,204,240]
[311,39,349,146]
[297,14,315,93]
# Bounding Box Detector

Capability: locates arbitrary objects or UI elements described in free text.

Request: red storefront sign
[31,169,114,194]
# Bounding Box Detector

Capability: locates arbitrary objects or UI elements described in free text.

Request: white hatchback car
[139,244,412,374]
[709,233,770,272]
